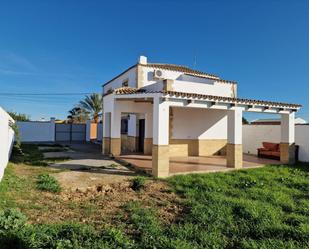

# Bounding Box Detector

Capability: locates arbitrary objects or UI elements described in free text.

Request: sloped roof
[109,87,301,109]
[142,63,220,80]
[103,62,236,87]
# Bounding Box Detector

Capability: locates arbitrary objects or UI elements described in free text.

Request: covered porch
[102,87,301,178]
[117,154,282,176]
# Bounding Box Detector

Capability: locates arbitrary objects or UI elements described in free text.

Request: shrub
[0,208,27,232]
[36,174,61,193]
[131,177,146,191]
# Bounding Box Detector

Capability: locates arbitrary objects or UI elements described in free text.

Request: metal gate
[55,123,86,142]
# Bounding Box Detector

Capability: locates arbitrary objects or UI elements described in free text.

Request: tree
[242,117,249,124]
[67,107,89,123]
[79,93,102,123]
[7,111,30,121]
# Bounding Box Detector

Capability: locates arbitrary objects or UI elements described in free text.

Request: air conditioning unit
[153,69,165,79]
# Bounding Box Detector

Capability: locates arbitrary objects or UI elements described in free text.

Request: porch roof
[108,87,301,110]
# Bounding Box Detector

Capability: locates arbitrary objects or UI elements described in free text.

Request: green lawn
[0,145,308,248]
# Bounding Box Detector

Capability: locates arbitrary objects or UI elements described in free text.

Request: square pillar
[110,101,121,156]
[280,112,295,164]
[102,112,111,155]
[86,119,91,142]
[227,107,243,168]
[144,112,153,155]
[152,97,170,178]
[50,117,56,142]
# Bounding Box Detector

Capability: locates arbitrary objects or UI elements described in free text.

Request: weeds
[10,144,70,166]
[131,176,146,191]
[36,174,61,193]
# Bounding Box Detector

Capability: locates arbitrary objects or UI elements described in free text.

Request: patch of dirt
[53,171,135,190]
[59,180,183,226]
[12,164,182,227]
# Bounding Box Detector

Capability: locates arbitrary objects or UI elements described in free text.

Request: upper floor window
[122,79,129,87]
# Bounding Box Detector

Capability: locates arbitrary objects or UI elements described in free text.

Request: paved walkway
[117,154,282,176]
[46,143,137,190]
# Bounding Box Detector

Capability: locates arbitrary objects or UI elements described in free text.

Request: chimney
[138,55,147,65]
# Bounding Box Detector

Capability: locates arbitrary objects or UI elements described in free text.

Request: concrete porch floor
[116,154,282,176]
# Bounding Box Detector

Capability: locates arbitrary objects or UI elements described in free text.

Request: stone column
[110,101,121,156]
[102,112,111,155]
[226,107,243,168]
[144,112,153,155]
[152,97,170,178]
[280,112,295,164]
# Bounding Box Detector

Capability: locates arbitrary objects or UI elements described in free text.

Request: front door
[138,119,145,153]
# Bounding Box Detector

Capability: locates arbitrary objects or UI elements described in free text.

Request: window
[122,79,129,87]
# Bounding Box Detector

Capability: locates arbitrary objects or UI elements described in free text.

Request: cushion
[258,148,270,152]
[263,142,279,151]
[260,151,273,156]
[270,151,280,157]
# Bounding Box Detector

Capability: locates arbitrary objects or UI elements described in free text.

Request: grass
[39,148,67,153]
[131,176,146,191]
[0,144,308,248]
[10,144,70,166]
[121,165,309,248]
[36,174,61,193]
[165,165,309,248]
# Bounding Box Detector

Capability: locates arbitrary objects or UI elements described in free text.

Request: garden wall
[0,107,14,180]
[243,124,309,162]
[17,119,100,142]
[17,118,56,142]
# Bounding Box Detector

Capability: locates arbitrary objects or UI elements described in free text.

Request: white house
[102,56,301,177]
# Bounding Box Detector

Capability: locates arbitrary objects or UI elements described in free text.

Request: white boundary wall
[0,107,14,180]
[243,124,309,162]
[17,119,95,142]
[17,118,55,142]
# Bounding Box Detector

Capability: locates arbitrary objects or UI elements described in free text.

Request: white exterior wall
[243,124,309,162]
[142,67,181,91]
[227,108,243,144]
[141,67,234,97]
[172,107,227,139]
[17,121,55,142]
[128,114,137,136]
[103,67,137,94]
[0,107,14,180]
[295,125,309,162]
[243,125,281,155]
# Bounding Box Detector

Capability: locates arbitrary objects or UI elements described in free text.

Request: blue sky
[0,0,308,121]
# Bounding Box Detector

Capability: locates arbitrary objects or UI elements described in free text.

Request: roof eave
[102,64,137,88]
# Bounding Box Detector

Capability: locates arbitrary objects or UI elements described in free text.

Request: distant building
[250,117,307,125]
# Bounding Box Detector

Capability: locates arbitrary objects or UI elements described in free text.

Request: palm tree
[67,107,89,123]
[79,93,103,123]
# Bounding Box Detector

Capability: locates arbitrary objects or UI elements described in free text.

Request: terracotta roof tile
[111,87,301,109]
[164,91,301,108]
[143,63,220,80]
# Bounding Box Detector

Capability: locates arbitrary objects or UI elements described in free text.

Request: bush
[0,208,27,232]
[131,177,146,191]
[36,174,61,193]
